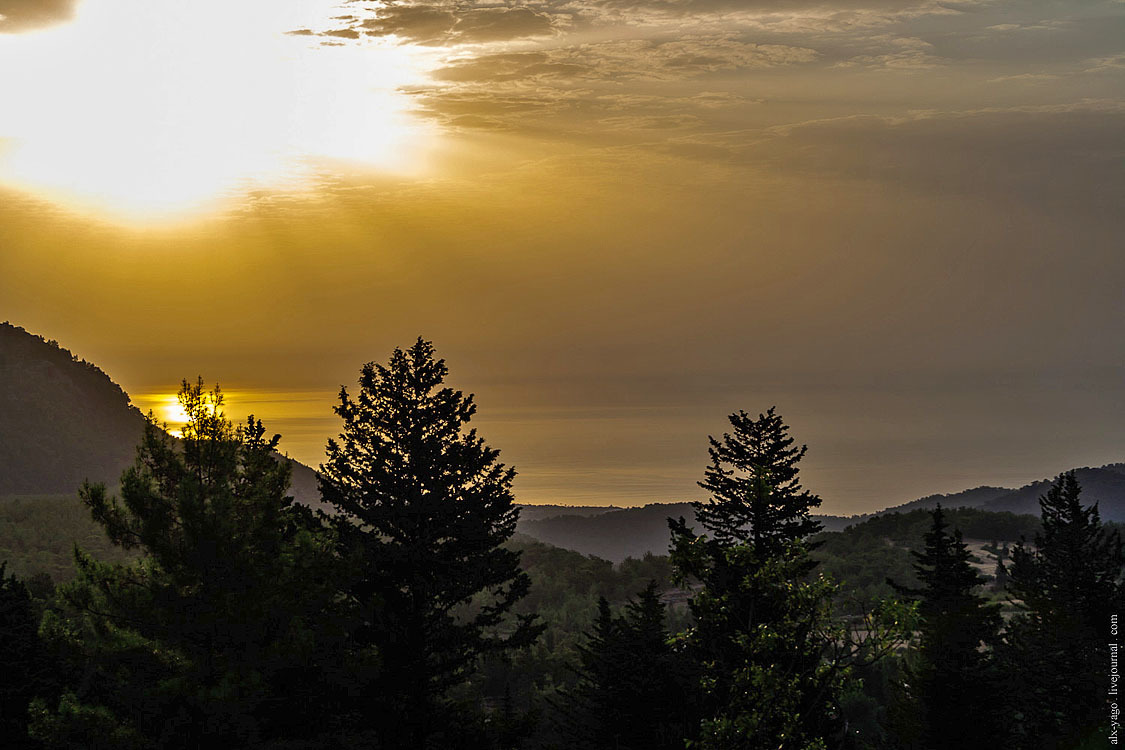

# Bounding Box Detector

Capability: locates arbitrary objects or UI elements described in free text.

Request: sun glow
[133,393,192,437]
[0,0,433,223]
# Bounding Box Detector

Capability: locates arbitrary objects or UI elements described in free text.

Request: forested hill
[871,465,1125,521]
[517,465,1125,561]
[981,465,1125,517]
[0,322,145,495]
[0,322,321,505]
[875,485,1013,516]
[516,502,854,562]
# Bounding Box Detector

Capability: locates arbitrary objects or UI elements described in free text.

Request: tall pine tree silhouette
[319,338,542,747]
[0,563,48,749]
[694,407,822,554]
[890,505,1000,749]
[1002,471,1124,749]
[669,408,846,748]
[562,582,697,750]
[32,380,346,749]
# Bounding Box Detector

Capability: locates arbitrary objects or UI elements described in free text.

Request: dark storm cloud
[0,0,77,32]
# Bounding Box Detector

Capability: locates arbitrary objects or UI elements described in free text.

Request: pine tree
[319,338,542,747]
[1002,471,1124,749]
[890,506,1000,749]
[31,380,348,749]
[0,562,48,749]
[668,409,848,749]
[671,535,849,750]
[695,407,822,554]
[563,583,697,750]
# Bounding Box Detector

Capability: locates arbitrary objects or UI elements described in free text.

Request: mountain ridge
[0,321,322,506]
[4,321,1122,562]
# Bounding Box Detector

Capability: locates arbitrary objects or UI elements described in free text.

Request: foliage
[673,536,845,749]
[0,561,50,749]
[318,339,542,747]
[695,407,822,553]
[560,582,699,749]
[831,507,1041,547]
[890,506,1001,749]
[32,380,348,749]
[1001,471,1124,749]
[0,495,134,584]
[0,322,145,495]
[668,408,911,749]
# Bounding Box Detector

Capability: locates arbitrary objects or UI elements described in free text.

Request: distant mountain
[516,502,854,562]
[980,466,1125,519]
[0,322,322,506]
[0,322,145,495]
[516,504,621,523]
[868,465,1125,522]
[515,465,1125,561]
[517,502,695,561]
[876,486,1013,516]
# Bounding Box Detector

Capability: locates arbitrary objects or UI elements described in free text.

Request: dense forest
[1,338,1121,749]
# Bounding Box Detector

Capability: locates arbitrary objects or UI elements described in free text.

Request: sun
[0,0,434,224]
[130,393,192,437]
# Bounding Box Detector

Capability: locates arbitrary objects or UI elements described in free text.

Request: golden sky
[2,0,1123,513]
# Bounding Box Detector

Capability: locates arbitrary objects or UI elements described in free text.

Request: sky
[1,0,1123,514]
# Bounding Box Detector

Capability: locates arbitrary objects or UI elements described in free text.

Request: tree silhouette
[319,338,542,747]
[562,582,697,749]
[1002,471,1124,749]
[695,407,822,555]
[0,562,49,749]
[890,505,1001,749]
[669,408,850,749]
[31,380,346,749]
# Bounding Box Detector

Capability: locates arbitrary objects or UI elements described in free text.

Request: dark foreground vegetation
[1,340,1120,749]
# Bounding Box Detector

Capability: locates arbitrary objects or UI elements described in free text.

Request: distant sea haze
[127,382,1125,516]
[3,321,1121,517]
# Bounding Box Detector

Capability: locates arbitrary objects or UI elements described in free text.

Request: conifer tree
[31,380,347,749]
[668,409,849,749]
[1002,471,1124,749]
[890,506,1000,749]
[319,338,542,747]
[0,562,48,749]
[562,583,697,750]
[695,407,822,555]
[674,538,847,750]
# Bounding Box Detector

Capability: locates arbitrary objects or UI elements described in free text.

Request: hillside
[0,322,146,495]
[516,466,1125,561]
[981,465,1125,519]
[516,504,620,523]
[0,322,322,505]
[517,502,695,561]
[871,465,1125,522]
[876,485,1012,516]
[517,502,854,562]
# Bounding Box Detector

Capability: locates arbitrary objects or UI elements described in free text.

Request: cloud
[360,4,458,44]
[664,102,1125,212]
[0,0,76,32]
[837,35,941,69]
[1084,53,1125,74]
[563,0,970,34]
[410,34,814,135]
[433,36,818,83]
[356,2,559,45]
